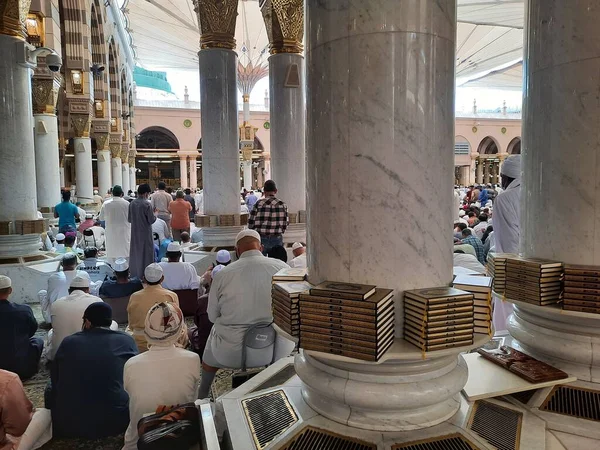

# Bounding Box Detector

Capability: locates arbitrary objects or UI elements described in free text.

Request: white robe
[493,179,521,254]
[98,197,131,260]
[194,192,204,215]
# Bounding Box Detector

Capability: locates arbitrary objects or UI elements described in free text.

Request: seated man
[82,221,106,250]
[0,276,44,380]
[180,231,192,248]
[122,303,200,450]
[0,369,34,449]
[63,234,78,255]
[38,253,86,323]
[158,242,200,291]
[77,246,114,283]
[78,213,95,233]
[151,216,171,245]
[47,303,137,439]
[188,265,223,359]
[54,232,66,253]
[99,258,143,298]
[127,264,187,352]
[288,242,307,268]
[198,230,289,398]
[49,273,117,360]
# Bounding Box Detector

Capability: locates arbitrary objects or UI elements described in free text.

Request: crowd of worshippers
[0,226,305,449]
[452,154,522,275]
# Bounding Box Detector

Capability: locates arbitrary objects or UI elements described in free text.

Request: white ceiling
[123,0,524,89]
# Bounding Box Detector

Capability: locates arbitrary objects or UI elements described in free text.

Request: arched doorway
[136,126,180,149]
[508,137,521,154]
[477,136,499,154]
[476,137,500,185]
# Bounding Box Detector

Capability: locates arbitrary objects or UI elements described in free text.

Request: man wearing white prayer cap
[158,242,200,291]
[491,154,521,334]
[98,257,143,299]
[288,242,307,268]
[198,228,289,399]
[125,263,186,352]
[215,249,231,266]
[48,272,117,360]
[122,302,200,450]
[54,233,66,253]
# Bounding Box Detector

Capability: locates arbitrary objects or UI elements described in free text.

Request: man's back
[0,302,37,371]
[150,190,171,215]
[77,258,113,283]
[0,369,33,448]
[47,270,86,304]
[158,261,199,290]
[151,217,169,242]
[462,235,485,264]
[55,201,78,229]
[99,277,143,299]
[122,346,200,450]
[50,291,102,359]
[207,249,288,363]
[101,197,129,223]
[494,182,521,253]
[248,196,289,236]
[50,328,137,438]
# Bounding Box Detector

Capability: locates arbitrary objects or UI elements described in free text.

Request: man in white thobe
[288,242,307,268]
[151,216,171,244]
[491,155,522,332]
[198,229,289,398]
[158,242,200,291]
[48,273,117,360]
[194,189,204,215]
[98,185,131,264]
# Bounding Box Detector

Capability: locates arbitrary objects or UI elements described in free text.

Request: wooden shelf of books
[271,268,492,364]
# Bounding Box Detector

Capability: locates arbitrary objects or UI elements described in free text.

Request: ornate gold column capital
[193,0,239,50]
[242,93,249,103]
[109,143,121,159]
[31,76,61,115]
[70,114,91,138]
[95,133,109,151]
[0,0,32,40]
[128,154,136,167]
[261,0,304,54]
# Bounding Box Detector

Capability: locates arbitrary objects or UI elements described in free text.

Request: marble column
[129,154,137,191]
[32,73,61,209]
[460,166,470,186]
[95,133,112,197]
[189,155,198,190]
[507,0,600,382]
[262,2,306,214]
[490,161,498,185]
[475,159,483,183]
[0,13,42,256]
[71,113,94,204]
[121,147,130,194]
[179,155,188,189]
[195,0,240,216]
[110,143,123,187]
[481,159,489,184]
[296,0,460,431]
[242,160,252,189]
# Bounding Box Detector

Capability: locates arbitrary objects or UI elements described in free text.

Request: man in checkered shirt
[247,180,289,253]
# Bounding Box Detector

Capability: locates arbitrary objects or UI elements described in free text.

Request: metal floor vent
[509,389,537,405]
[281,426,376,450]
[540,385,600,421]
[392,433,482,450]
[250,363,297,393]
[468,400,522,450]
[242,389,298,450]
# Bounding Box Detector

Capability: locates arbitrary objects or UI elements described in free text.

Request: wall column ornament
[0,0,32,39]
[31,75,61,114]
[70,114,91,138]
[261,0,304,54]
[109,143,121,160]
[193,0,239,50]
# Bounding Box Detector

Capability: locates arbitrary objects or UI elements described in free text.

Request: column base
[201,226,245,248]
[294,351,467,431]
[0,235,43,258]
[507,299,600,382]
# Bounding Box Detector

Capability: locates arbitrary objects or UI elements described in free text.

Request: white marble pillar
[111,147,123,188]
[121,162,130,193]
[0,33,40,255]
[242,160,252,189]
[475,159,483,183]
[189,156,198,190]
[97,149,112,197]
[296,0,459,431]
[269,53,306,213]
[179,155,188,189]
[199,49,240,215]
[73,137,94,203]
[59,166,65,188]
[507,0,600,382]
[129,166,136,192]
[33,114,61,208]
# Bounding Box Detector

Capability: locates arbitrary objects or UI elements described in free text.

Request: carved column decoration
[109,143,121,159]
[261,0,304,54]
[31,75,61,114]
[128,154,135,167]
[58,144,66,168]
[193,0,239,50]
[70,114,90,138]
[95,133,109,151]
[0,0,32,39]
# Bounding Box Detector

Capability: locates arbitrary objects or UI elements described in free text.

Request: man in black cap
[47,302,137,439]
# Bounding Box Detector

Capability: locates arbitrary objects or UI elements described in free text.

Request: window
[455,142,470,155]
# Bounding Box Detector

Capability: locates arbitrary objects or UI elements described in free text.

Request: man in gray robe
[128,184,156,279]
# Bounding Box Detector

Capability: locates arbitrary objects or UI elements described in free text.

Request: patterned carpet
[23,305,236,449]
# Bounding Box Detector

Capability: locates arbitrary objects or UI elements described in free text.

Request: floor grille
[509,389,537,405]
[249,363,297,393]
[468,400,522,450]
[242,390,298,449]
[540,385,600,421]
[282,426,376,450]
[392,433,481,449]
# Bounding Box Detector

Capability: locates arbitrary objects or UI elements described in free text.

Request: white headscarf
[500,155,521,179]
[144,302,184,347]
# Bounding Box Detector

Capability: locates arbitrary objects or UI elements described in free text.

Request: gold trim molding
[0,0,32,40]
[193,0,238,50]
[261,0,303,54]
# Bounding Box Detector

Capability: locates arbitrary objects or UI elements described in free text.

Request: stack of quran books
[504,257,563,306]
[272,281,313,337]
[404,287,475,351]
[298,282,395,362]
[272,267,307,284]
[563,264,600,313]
[453,275,493,335]
[487,253,513,294]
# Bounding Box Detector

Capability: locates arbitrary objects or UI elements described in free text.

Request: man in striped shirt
[247,180,289,253]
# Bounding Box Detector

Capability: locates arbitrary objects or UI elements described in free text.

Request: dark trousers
[261,235,283,254]
[10,337,44,380]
